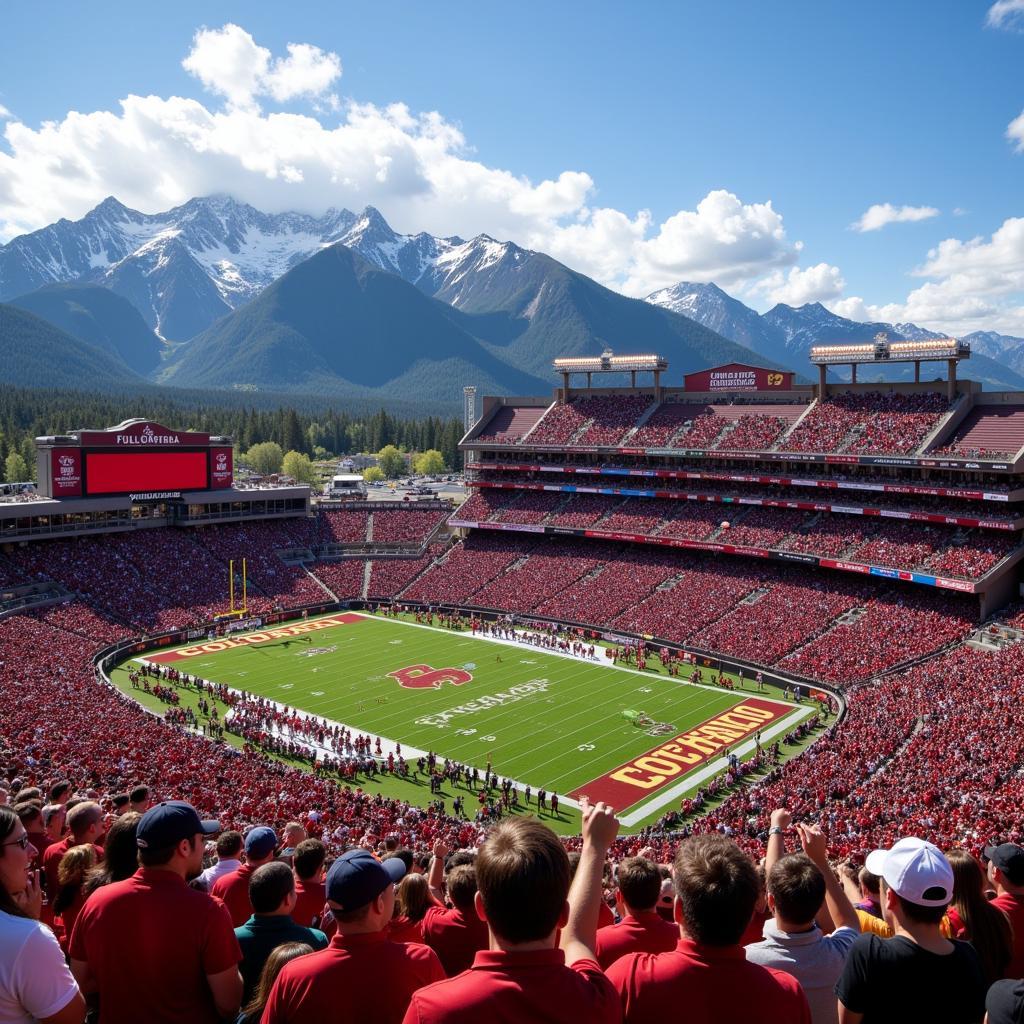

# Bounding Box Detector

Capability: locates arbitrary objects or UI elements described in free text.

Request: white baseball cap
[865,838,953,907]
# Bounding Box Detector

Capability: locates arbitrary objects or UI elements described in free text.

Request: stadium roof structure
[810,335,970,399]
[553,348,668,394]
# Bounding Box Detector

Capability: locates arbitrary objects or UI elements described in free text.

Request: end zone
[569,697,793,812]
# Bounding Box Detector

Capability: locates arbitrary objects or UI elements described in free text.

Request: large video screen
[84,450,209,495]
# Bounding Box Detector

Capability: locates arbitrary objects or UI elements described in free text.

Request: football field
[112,611,815,831]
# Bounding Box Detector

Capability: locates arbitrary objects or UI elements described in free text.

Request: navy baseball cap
[984,843,1024,885]
[136,801,220,849]
[245,826,279,860]
[326,850,406,911]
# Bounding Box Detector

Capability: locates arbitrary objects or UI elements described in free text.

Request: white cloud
[181,24,341,111]
[619,190,801,296]
[1007,109,1024,152]
[986,0,1024,30]
[0,103,10,120]
[0,25,810,300]
[830,218,1024,335]
[755,263,846,306]
[851,203,940,232]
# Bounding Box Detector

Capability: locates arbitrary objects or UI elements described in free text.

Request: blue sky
[1,0,1023,333]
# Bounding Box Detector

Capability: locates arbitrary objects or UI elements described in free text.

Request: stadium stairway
[771,399,817,450]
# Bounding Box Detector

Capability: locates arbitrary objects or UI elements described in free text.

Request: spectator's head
[392,849,415,873]
[656,876,675,922]
[445,849,476,873]
[616,856,662,915]
[413,853,431,874]
[866,839,954,930]
[94,811,142,885]
[766,853,826,929]
[250,861,297,916]
[325,848,406,933]
[293,839,326,883]
[215,830,243,862]
[14,803,42,834]
[244,827,278,866]
[282,822,306,846]
[0,806,35,917]
[136,801,220,880]
[129,786,151,813]
[446,864,478,914]
[41,804,64,840]
[111,794,131,815]
[476,817,570,946]
[15,787,41,805]
[49,781,72,805]
[858,865,881,902]
[238,942,313,1023]
[984,843,1024,895]
[67,800,104,844]
[56,844,97,905]
[672,834,759,947]
[396,872,432,923]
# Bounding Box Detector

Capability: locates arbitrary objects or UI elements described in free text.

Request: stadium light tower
[463,386,478,467]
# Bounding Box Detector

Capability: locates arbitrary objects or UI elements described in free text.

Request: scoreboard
[36,419,233,499]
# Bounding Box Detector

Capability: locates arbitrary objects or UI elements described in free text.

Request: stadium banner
[480,462,1016,502]
[468,481,1017,530]
[683,363,794,392]
[569,698,790,810]
[210,447,233,489]
[79,420,210,448]
[49,448,83,497]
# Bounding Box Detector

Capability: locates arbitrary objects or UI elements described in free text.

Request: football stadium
[5,344,1024,1020]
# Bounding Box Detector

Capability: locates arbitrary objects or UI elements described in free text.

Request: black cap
[984,843,1024,886]
[136,801,220,849]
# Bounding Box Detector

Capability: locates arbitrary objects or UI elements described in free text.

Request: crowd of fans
[783,391,949,455]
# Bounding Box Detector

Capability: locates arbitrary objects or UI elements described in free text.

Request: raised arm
[797,822,859,933]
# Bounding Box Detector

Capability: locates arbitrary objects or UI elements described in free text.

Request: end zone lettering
[144,613,363,661]
[569,698,790,810]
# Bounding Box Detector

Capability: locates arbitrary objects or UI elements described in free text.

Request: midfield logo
[388,664,474,689]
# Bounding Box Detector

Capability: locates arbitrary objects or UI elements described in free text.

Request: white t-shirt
[0,911,80,1024]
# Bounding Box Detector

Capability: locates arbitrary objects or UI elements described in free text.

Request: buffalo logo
[766,372,784,386]
[142,424,155,437]
[59,454,75,467]
[216,453,228,468]
[388,664,474,689]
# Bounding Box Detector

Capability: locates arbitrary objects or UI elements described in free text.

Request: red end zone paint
[569,698,790,811]
[143,614,365,662]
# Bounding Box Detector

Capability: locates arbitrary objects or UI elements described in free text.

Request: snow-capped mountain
[0,195,536,340]
[962,330,1024,376]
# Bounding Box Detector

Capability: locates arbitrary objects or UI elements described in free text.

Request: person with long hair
[0,804,85,1023]
[235,942,312,1024]
[390,872,436,944]
[946,847,1012,985]
[81,811,141,899]
[53,845,97,953]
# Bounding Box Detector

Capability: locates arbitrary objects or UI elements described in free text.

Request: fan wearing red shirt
[422,863,488,976]
[69,800,243,1024]
[402,798,621,1024]
[291,838,327,928]
[605,834,811,1024]
[986,842,1024,979]
[212,826,279,927]
[42,801,104,900]
[261,847,443,1024]
[596,856,679,969]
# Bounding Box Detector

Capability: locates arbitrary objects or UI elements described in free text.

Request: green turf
[111,611,817,833]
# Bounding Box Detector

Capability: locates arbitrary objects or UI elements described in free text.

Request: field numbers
[279,683,294,690]
[455,728,477,736]
[310,690,325,696]
[481,735,496,742]
[578,743,596,752]
[639,687,652,694]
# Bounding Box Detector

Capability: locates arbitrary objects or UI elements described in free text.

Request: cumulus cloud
[851,203,940,232]
[986,0,1024,30]
[0,24,815,301]
[755,263,846,306]
[1007,109,1024,152]
[830,218,1024,335]
[181,24,341,110]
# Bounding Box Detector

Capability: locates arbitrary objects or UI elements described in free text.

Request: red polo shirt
[605,937,811,1024]
[421,906,490,977]
[993,892,1024,978]
[211,862,258,927]
[402,947,620,1024]
[69,867,241,1024]
[595,910,680,969]
[291,877,327,928]
[391,915,426,944]
[261,929,443,1024]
